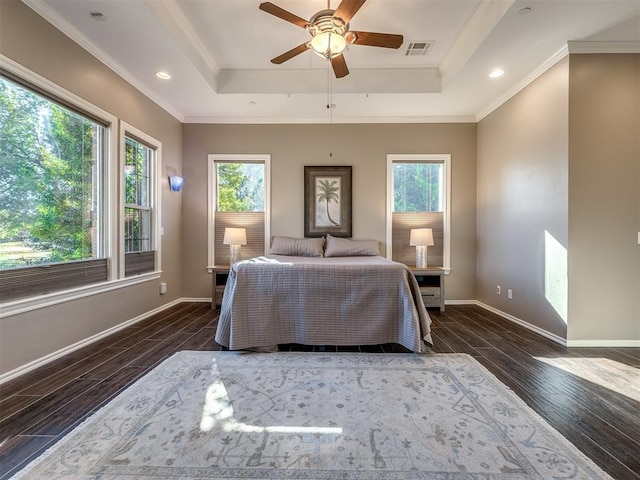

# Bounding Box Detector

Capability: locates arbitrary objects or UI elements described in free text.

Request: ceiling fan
[259,0,403,78]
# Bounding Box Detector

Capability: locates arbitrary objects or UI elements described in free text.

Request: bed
[214,236,433,353]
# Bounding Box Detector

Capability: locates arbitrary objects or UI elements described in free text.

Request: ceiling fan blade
[271,43,309,64]
[259,2,309,28]
[348,31,403,49]
[331,54,349,78]
[333,0,367,24]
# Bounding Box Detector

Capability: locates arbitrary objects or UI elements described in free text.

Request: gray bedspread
[215,255,433,352]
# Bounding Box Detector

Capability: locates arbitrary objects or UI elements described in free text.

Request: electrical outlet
[497,285,501,295]
[159,282,167,295]
[507,288,513,300]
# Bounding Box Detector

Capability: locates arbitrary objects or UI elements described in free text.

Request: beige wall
[182,123,477,301]
[0,1,183,374]
[477,58,570,339]
[568,54,640,342]
[3,0,636,377]
[478,54,640,343]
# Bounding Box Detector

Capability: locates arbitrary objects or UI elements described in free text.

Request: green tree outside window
[216,163,264,212]
[0,76,102,268]
[393,163,442,213]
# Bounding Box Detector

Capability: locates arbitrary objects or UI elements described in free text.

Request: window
[393,163,443,213]
[124,138,152,253]
[0,69,112,301]
[386,154,451,271]
[121,125,160,277]
[208,155,270,267]
[216,162,265,213]
[0,60,161,312]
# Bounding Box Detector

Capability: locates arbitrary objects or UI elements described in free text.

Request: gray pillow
[324,234,380,257]
[270,236,324,257]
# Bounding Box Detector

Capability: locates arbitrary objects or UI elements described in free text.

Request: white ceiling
[24,0,640,123]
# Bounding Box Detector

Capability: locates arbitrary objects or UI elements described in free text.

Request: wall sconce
[223,227,247,265]
[169,175,184,192]
[409,228,434,268]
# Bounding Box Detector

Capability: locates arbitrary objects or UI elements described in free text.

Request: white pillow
[270,236,324,257]
[324,234,380,257]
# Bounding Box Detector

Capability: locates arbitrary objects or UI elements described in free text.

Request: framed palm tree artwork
[304,166,352,238]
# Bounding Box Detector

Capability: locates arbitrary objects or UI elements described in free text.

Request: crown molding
[567,41,640,54]
[475,45,569,121]
[182,115,477,124]
[440,0,515,88]
[22,0,184,122]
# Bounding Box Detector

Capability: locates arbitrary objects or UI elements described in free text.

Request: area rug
[12,351,612,479]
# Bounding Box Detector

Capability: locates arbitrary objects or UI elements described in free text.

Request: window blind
[124,251,156,277]
[0,259,108,302]
[214,212,265,265]
[392,212,444,267]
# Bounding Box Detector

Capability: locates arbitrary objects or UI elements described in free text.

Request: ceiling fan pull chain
[326,66,334,157]
[327,67,331,109]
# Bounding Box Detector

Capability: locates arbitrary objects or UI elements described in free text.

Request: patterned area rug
[12,351,612,479]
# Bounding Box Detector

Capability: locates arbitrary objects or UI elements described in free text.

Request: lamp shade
[409,228,434,246]
[223,227,247,246]
[169,175,184,192]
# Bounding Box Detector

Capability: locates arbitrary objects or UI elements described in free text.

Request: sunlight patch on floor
[200,379,342,435]
[535,356,640,401]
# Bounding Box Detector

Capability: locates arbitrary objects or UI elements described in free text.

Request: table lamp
[409,228,434,268]
[223,227,247,265]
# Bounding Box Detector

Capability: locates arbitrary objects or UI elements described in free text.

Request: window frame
[119,122,162,278]
[386,153,451,273]
[0,70,110,270]
[207,154,271,268]
[0,55,161,318]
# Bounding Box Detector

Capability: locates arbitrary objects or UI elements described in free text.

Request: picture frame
[304,165,352,238]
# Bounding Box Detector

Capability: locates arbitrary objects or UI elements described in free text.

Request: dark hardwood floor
[1,303,638,479]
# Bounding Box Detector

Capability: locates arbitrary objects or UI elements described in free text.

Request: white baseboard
[3,298,635,385]
[0,298,183,385]
[567,339,640,347]
[473,301,568,346]
[472,301,639,347]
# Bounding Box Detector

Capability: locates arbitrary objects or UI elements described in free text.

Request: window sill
[0,271,161,319]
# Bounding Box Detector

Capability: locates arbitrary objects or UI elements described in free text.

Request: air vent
[90,12,108,21]
[405,41,434,56]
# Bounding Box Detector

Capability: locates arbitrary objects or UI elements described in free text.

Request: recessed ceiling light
[518,7,532,15]
[489,69,504,78]
[155,71,171,80]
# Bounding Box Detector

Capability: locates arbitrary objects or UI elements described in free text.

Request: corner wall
[477,58,570,340]
[568,54,640,343]
[0,1,183,374]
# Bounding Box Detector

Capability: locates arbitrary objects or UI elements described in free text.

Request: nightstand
[410,267,445,311]
[211,265,230,310]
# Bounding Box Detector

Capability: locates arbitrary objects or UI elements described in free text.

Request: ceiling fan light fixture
[310,31,347,58]
[260,1,403,78]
